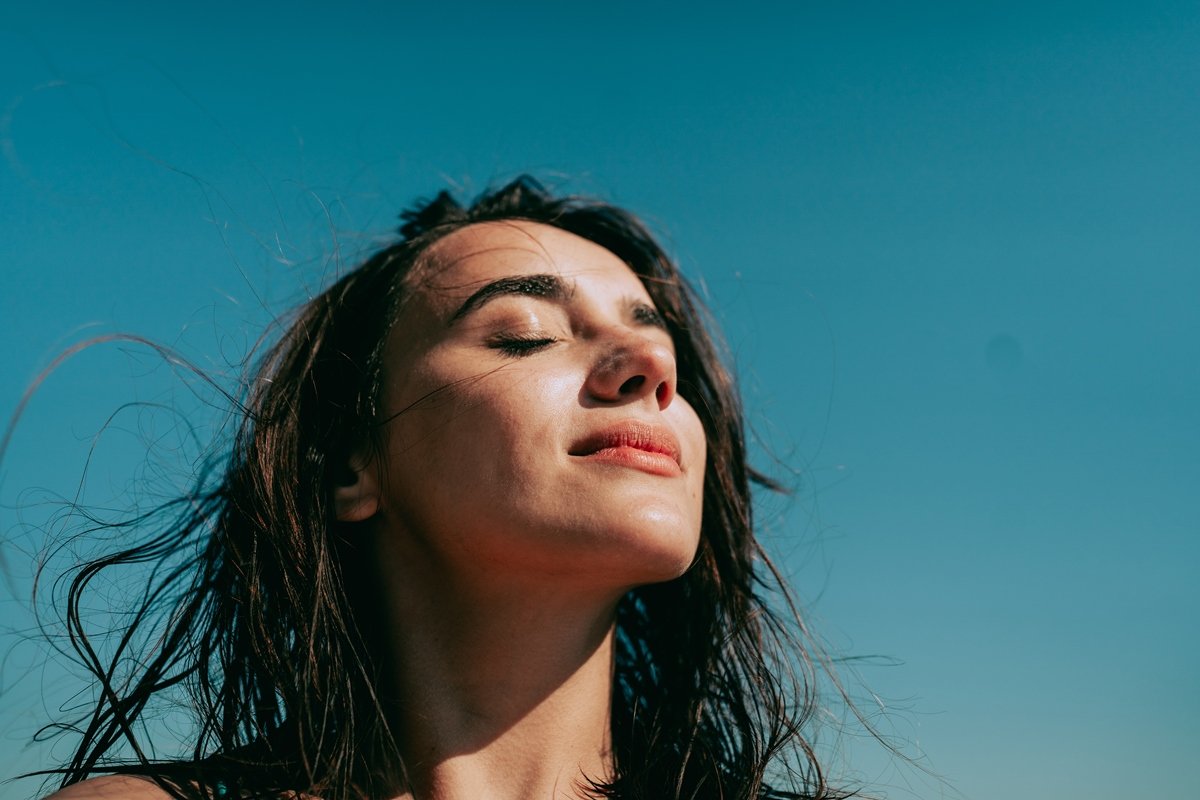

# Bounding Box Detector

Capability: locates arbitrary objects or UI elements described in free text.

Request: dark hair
[36,177,851,799]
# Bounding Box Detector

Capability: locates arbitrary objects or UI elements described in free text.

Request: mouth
[569,420,683,477]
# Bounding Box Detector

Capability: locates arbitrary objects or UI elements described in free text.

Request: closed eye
[631,303,666,329]
[488,333,558,357]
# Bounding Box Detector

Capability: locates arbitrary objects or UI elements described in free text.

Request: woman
[37,177,848,800]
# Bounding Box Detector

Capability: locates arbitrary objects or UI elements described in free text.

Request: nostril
[655,381,670,404]
[618,375,646,395]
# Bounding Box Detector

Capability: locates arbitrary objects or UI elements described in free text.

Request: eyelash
[489,333,559,357]
[632,305,665,328]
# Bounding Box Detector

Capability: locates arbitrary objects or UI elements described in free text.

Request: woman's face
[365,221,706,593]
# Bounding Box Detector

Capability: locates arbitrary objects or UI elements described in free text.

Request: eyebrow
[448,273,573,324]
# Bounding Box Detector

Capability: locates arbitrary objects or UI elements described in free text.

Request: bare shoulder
[41,777,324,800]
[42,776,175,800]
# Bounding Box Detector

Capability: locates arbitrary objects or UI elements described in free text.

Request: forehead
[413,220,650,309]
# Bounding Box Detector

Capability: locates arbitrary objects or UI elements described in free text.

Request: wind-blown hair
[40,177,850,799]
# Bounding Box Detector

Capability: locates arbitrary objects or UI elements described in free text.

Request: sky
[1,2,1197,798]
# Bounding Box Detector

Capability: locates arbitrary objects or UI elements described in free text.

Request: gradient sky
[1,3,1197,798]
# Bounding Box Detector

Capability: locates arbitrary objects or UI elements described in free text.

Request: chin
[606,524,701,589]
[633,553,697,588]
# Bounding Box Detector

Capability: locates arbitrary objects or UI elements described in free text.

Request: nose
[584,330,678,410]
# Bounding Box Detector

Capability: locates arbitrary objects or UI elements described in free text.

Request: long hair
[35,177,851,799]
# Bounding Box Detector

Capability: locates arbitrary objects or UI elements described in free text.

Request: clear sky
[1,3,1197,798]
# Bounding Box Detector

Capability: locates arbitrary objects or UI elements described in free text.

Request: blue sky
[1,3,1197,798]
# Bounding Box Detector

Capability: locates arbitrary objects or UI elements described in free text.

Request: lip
[569,420,683,477]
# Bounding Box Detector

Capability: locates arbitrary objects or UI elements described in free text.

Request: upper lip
[569,420,682,466]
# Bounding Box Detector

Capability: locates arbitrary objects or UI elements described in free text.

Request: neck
[371,539,622,800]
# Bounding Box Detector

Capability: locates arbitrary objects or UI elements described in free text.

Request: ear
[333,449,381,523]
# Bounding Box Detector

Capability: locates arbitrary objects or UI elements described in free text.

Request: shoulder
[42,776,175,800]
[42,776,323,800]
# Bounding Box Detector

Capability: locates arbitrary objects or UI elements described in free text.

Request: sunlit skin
[338,221,707,799]
[356,220,706,591]
[45,221,707,800]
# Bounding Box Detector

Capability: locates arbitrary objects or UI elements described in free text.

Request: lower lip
[575,446,682,477]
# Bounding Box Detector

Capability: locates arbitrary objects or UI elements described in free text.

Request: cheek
[455,366,576,447]
[675,404,708,513]
[386,363,574,488]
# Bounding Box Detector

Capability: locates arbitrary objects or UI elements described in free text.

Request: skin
[352,220,706,591]
[45,221,707,800]
[344,221,707,799]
